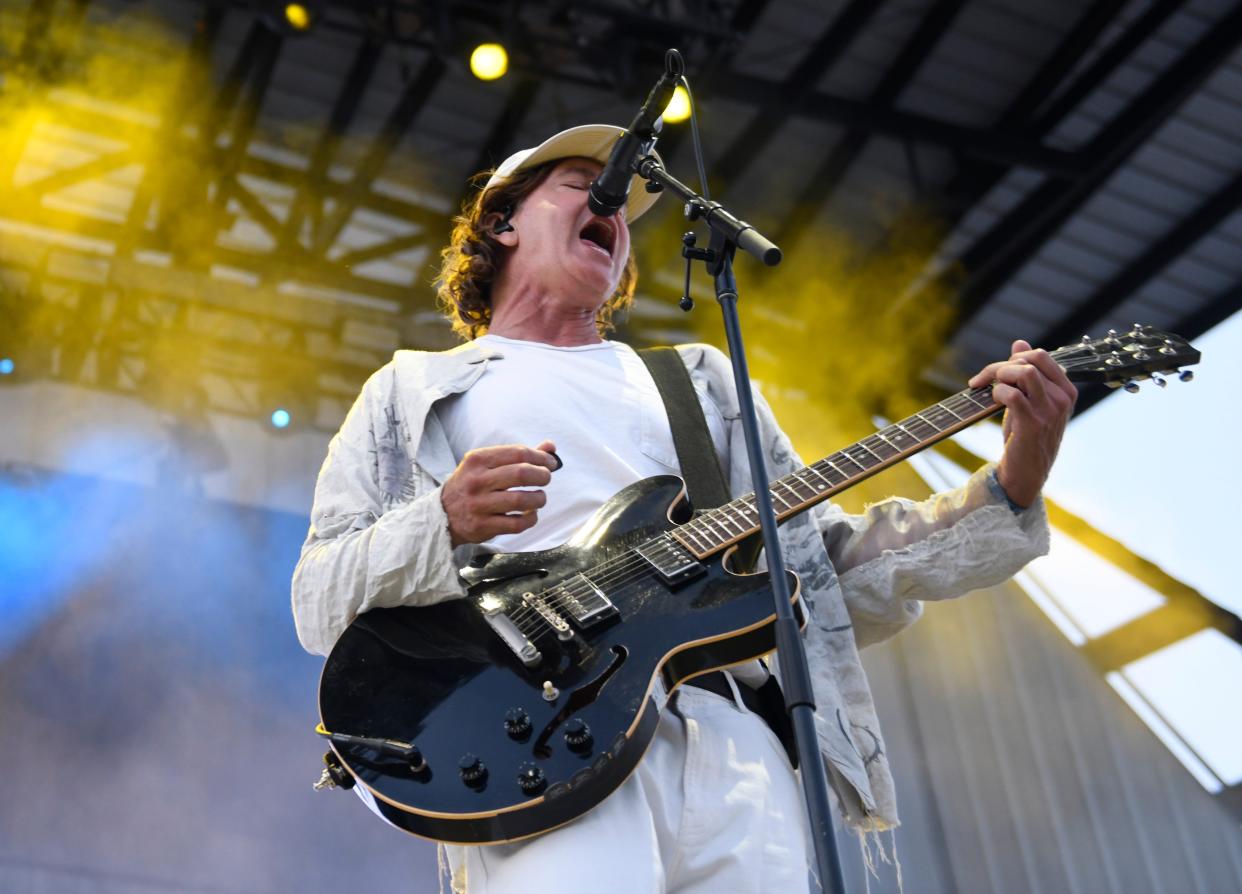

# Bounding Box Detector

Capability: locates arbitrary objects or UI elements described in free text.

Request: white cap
[482,124,664,223]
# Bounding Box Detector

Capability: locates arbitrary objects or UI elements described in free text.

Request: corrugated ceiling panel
[1044,5,1218,150]
[730,0,845,81]
[896,0,1074,128]
[814,0,925,98]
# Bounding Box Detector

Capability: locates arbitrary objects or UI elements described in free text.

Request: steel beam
[209,25,284,230]
[941,0,1173,214]
[14,202,416,307]
[334,231,426,269]
[313,53,448,256]
[710,0,882,186]
[1037,168,1242,351]
[120,1,227,254]
[18,0,54,71]
[945,3,1242,334]
[13,148,134,198]
[278,36,383,255]
[710,69,1086,176]
[776,0,966,247]
[305,4,1079,177]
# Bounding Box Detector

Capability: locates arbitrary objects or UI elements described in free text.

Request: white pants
[454,682,812,894]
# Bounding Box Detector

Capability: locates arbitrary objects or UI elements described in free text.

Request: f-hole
[532,645,627,759]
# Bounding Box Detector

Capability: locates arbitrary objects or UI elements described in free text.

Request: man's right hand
[440,440,559,547]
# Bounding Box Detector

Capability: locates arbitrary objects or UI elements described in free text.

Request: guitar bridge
[522,592,573,641]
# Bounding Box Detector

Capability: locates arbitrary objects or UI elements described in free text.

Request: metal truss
[2,0,1237,432]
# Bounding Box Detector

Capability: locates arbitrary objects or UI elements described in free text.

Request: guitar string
[505,384,1015,633]
[504,346,1159,633]
[507,368,1092,632]
[506,387,1002,632]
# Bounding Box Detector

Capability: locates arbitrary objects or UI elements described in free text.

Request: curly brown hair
[435,159,639,341]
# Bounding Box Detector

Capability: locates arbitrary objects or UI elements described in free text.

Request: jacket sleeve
[812,464,1051,648]
[290,373,465,656]
[682,341,1050,649]
[731,367,1050,649]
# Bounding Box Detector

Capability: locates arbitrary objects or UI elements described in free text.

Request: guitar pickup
[636,537,705,586]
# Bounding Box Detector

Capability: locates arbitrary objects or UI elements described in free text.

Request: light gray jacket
[291,338,1050,831]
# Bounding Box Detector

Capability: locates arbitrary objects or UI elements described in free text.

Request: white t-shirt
[436,334,728,555]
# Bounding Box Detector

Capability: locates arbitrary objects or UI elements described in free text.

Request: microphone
[588,49,684,217]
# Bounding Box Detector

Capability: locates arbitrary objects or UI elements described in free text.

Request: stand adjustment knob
[564,718,593,752]
[517,762,546,795]
[458,754,488,787]
[504,708,531,739]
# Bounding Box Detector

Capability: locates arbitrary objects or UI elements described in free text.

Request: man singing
[292,124,1076,893]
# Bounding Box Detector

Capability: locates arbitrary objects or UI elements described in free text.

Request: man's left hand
[968,340,1078,508]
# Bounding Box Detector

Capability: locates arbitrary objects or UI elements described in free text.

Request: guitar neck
[668,385,1003,559]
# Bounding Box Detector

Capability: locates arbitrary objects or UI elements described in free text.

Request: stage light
[663,85,691,124]
[471,43,508,81]
[284,2,312,31]
[0,358,13,376]
[270,408,292,429]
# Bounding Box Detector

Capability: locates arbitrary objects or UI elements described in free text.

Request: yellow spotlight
[284,2,312,31]
[470,43,509,81]
[662,85,691,123]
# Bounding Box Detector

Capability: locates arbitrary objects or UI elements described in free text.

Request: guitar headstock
[1050,324,1201,391]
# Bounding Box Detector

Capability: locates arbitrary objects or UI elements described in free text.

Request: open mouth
[578,219,615,257]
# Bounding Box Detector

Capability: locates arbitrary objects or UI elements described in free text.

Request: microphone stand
[637,155,848,894]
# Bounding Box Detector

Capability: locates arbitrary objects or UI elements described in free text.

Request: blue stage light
[270,408,291,429]
[0,358,13,375]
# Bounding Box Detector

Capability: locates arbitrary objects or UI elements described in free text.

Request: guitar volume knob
[564,718,593,752]
[516,762,546,795]
[504,708,531,739]
[458,753,487,787]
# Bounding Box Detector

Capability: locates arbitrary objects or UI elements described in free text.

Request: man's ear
[484,208,517,246]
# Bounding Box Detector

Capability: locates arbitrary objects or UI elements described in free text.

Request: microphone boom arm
[637,156,782,268]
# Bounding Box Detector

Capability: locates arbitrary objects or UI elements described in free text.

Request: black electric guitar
[316,325,1199,844]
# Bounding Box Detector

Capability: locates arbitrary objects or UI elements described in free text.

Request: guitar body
[319,475,804,845]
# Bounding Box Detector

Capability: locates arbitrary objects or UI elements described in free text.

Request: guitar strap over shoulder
[637,346,730,512]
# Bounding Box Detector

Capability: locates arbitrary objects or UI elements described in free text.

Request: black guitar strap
[637,346,730,511]
[638,347,798,768]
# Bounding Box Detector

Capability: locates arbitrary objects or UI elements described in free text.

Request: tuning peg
[1123,380,1140,393]
[1178,369,1194,382]
[1152,374,1167,388]
[1081,334,1091,343]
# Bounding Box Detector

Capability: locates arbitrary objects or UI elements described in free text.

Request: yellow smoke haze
[0,9,400,426]
[667,212,960,511]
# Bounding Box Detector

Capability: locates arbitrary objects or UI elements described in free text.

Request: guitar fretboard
[669,385,1002,558]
